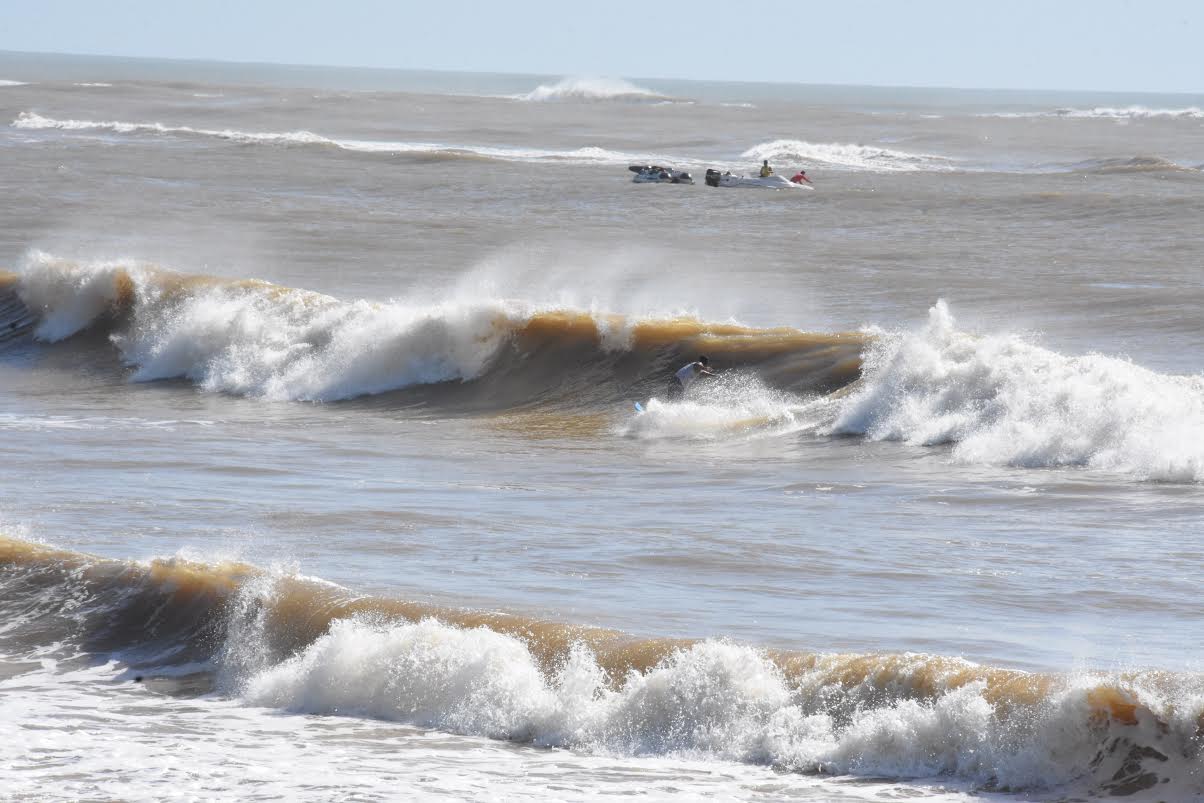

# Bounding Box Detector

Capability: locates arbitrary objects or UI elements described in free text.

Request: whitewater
[3,53,1204,802]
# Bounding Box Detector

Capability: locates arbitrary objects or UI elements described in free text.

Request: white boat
[704,169,812,189]
[628,165,694,184]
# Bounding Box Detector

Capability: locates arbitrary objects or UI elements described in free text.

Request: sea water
[2,52,1204,801]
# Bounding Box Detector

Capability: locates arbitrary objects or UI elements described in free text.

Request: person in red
[790,169,812,184]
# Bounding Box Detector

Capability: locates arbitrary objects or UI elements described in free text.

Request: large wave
[7,255,1204,482]
[515,76,674,103]
[2,535,1201,797]
[1,253,862,406]
[830,301,1204,482]
[741,140,957,172]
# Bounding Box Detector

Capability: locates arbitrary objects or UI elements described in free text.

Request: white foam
[74,82,113,88]
[741,139,956,172]
[0,79,28,87]
[16,252,132,342]
[984,106,1204,120]
[620,373,828,441]
[11,112,672,166]
[13,111,339,145]
[0,654,930,803]
[225,606,1204,795]
[830,301,1204,481]
[516,76,671,103]
[15,252,542,401]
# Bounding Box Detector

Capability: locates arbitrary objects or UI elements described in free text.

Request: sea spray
[741,139,956,172]
[10,253,864,404]
[516,77,671,103]
[830,300,1204,480]
[4,537,1203,796]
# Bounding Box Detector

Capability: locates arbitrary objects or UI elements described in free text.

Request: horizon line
[1,47,1201,98]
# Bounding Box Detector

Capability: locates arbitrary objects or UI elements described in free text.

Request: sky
[2,0,1201,94]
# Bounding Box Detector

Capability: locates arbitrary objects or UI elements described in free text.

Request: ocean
[2,50,1204,801]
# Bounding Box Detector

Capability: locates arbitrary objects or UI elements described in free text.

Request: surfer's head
[762,160,769,166]
[698,356,709,366]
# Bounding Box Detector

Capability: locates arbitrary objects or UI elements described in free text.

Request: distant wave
[985,106,1204,120]
[3,534,1202,798]
[515,76,674,103]
[0,79,29,87]
[74,82,113,88]
[12,112,673,166]
[1065,155,1199,174]
[741,139,957,172]
[14,111,340,145]
[15,113,975,175]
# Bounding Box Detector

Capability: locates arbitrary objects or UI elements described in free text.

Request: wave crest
[984,106,1204,120]
[1056,106,1204,120]
[830,300,1204,481]
[3,536,1203,797]
[516,77,672,103]
[7,252,862,405]
[12,112,672,166]
[741,139,956,172]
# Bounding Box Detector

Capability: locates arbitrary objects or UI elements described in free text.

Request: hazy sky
[3,0,1201,93]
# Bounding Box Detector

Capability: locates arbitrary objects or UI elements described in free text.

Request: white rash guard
[675,362,704,390]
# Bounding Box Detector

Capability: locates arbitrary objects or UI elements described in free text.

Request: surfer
[667,356,715,401]
[790,169,812,184]
[759,160,773,177]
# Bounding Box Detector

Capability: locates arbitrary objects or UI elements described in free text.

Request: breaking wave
[6,255,1204,482]
[740,139,957,172]
[515,76,673,103]
[984,106,1204,120]
[1,253,862,406]
[12,111,674,166]
[0,79,29,87]
[830,301,1204,482]
[2,535,1202,798]
[1053,106,1204,120]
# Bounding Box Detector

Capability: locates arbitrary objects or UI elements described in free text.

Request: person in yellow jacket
[759,159,773,177]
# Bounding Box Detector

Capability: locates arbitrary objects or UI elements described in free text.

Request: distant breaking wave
[741,139,957,172]
[984,106,1204,120]
[1065,155,1199,174]
[515,76,674,103]
[0,79,29,87]
[3,534,1203,798]
[15,112,971,174]
[12,112,673,166]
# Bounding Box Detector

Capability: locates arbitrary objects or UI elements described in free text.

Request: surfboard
[634,401,645,413]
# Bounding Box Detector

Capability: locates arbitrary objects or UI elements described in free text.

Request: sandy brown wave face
[0,534,1193,720]
[2,260,866,408]
[3,536,1202,796]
